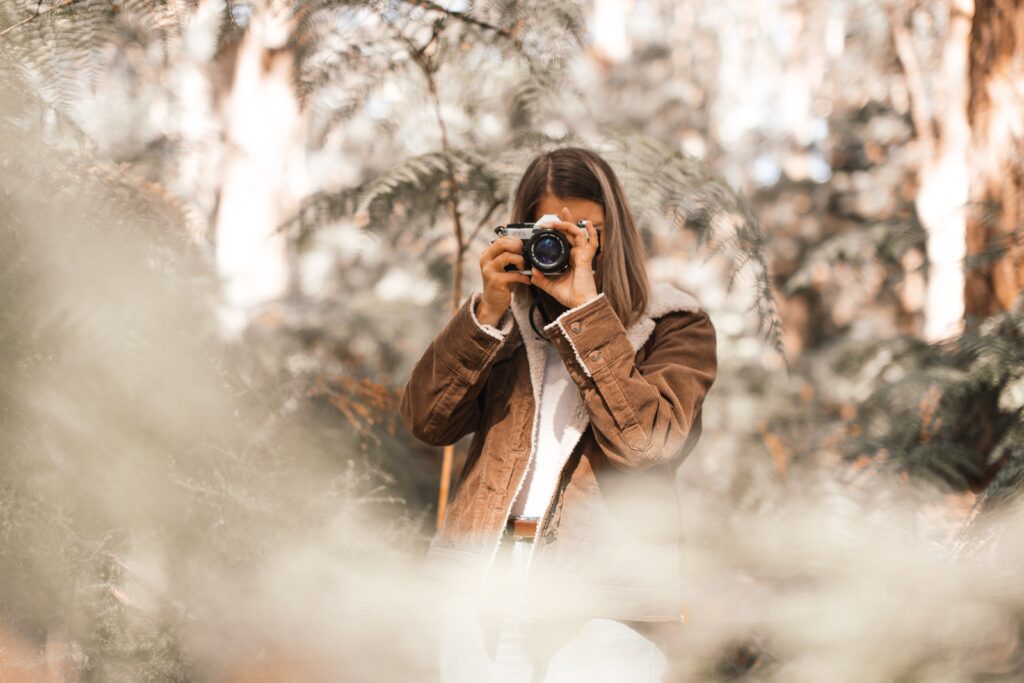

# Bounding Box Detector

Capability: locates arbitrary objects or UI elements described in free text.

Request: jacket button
[570,321,582,334]
[589,350,601,361]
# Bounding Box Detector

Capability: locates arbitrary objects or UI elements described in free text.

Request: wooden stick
[437,444,454,529]
[0,0,82,38]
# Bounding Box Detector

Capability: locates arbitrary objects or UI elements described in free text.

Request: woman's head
[510,147,650,328]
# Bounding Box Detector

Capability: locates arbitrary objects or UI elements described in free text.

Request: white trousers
[439,534,669,682]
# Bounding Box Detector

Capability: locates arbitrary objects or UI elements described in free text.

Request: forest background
[1,0,1023,680]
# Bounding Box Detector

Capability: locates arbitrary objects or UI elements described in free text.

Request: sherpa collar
[503,281,702,523]
[508,280,701,402]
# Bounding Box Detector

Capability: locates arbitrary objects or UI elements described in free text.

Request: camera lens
[531,233,567,269]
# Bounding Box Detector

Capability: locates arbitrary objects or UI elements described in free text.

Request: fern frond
[611,134,784,356]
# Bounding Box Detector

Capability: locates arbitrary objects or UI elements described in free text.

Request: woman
[400,147,718,681]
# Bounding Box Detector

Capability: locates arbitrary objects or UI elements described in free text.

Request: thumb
[560,205,574,222]
[531,268,549,290]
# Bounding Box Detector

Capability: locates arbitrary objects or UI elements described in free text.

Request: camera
[492,214,601,275]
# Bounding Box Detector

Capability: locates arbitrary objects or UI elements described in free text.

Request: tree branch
[887,4,937,160]
[466,197,505,246]
[0,0,83,38]
[402,0,519,45]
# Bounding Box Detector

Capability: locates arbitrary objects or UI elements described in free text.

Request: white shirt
[467,289,581,522]
[509,339,580,519]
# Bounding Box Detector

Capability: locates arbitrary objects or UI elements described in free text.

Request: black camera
[491,214,601,275]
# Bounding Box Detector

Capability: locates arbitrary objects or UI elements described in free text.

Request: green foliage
[0,0,193,128]
[783,219,926,296]
[844,295,1024,494]
[277,0,784,357]
[288,0,584,136]
[0,75,420,676]
[615,135,784,353]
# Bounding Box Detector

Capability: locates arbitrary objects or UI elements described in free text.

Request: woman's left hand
[530,206,600,309]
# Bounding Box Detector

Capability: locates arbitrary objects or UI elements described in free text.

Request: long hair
[510,147,650,331]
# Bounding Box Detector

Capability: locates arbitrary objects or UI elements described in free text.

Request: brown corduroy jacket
[399,280,717,623]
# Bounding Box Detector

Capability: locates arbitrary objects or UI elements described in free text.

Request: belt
[505,516,539,541]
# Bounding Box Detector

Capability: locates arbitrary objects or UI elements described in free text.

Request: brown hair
[510,147,650,329]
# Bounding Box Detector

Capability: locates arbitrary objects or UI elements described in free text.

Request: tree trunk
[964,0,1024,319]
[890,0,974,341]
[214,9,306,338]
[592,0,633,64]
[921,0,973,340]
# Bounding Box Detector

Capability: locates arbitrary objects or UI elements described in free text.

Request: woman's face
[533,194,605,271]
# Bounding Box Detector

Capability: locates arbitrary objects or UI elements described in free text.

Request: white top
[467,289,581,522]
[509,339,580,519]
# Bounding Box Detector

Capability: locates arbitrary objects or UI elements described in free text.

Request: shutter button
[570,321,582,334]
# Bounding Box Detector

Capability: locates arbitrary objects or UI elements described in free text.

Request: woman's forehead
[533,194,605,223]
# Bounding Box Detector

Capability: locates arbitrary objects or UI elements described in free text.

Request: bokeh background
[1,0,1023,680]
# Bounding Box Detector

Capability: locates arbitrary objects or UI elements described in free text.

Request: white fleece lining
[538,293,607,378]
[486,281,703,585]
[508,281,701,414]
[560,316,594,376]
[541,292,606,332]
[481,329,546,582]
[469,291,514,341]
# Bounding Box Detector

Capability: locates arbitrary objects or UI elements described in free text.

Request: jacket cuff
[442,291,511,384]
[542,293,628,378]
[469,290,514,341]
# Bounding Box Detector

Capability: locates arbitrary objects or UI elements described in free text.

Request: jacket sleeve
[542,292,717,470]
[399,290,514,446]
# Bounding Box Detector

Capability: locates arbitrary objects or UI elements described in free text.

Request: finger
[492,271,532,287]
[480,236,524,267]
[558,206,580,242]
[542,220,587,250]
[498,235,527,256]
[572,219,594,250]
[584,221,598,255]
[560,218,594,249]
[530,268,551,292]
[531,268,564,288]
[569,225,598,268]
[484,251,526,274]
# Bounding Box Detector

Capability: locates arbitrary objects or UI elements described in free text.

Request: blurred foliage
[0,76,424,678]
[2,0,1024,678]
[839,294,1024,491]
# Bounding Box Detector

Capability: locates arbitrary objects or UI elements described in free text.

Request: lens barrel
[529,229,570,273]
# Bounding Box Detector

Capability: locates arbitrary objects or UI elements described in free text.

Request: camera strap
[527,297,549,341]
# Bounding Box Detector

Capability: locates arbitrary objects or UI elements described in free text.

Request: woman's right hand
[477,236,532,326]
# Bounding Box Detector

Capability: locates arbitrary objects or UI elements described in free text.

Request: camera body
[492,214,600,275]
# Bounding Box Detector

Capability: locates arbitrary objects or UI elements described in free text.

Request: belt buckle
[505,516,539,541]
